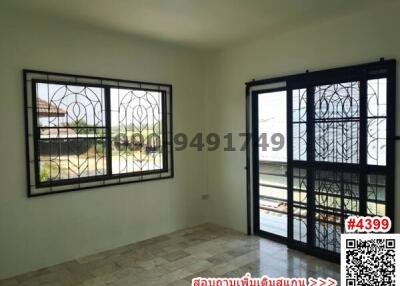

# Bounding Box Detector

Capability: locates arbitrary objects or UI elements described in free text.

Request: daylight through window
[24,70,173,196]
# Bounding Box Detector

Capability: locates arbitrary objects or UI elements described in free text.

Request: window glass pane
[367,174,386,216]
[36,83,107,182]
[314,82,360,163]
[293,168,307,243]
[367,78,387,166]
[293,88,307,122]
[110,88,164,174]
[367,78,387,117]
[258,90,287,162]
[258,90,287,237]
[367,118,386,166]
[293,123,307,161]
[292,88,307,161]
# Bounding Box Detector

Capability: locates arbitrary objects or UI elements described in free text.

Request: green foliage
[113,133,128,143]
[96,143,105,155]
[40,168,50,182]
[148,121,162,134]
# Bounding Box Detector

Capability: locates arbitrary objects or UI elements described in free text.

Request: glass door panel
[258,90,287,237]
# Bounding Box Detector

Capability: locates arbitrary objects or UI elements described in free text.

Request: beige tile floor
[0,224,340,286]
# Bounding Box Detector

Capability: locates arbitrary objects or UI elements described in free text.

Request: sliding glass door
[250,60,395,262]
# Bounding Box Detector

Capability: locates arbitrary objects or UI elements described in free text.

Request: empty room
[0,1,399,285]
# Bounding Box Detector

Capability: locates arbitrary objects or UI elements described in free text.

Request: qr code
[342,234,399,286]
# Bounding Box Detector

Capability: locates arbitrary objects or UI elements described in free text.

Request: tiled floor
[0,224,340,286]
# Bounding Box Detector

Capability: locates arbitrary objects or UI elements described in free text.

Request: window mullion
[31,80,41,188]
[306,85,315,247]
[162,91,168,172]
[359,78,368,216]
[105,86,113,177]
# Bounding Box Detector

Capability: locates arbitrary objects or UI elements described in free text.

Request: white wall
[0,7,208,279]
[206,1,400,233]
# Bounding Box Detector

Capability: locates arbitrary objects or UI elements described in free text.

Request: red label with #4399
[345,216,391,233]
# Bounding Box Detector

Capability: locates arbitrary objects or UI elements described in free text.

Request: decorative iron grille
[248,59,395,263]
[24,70,173,197]
[289,71,393,259]
[292,77,391,257]
[314,82,360,164]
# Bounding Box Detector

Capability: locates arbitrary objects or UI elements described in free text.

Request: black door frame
[246,59,396,263]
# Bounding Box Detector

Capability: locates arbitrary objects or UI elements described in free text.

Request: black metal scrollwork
[37,83,106,182]
[112,88,163,174]
[314,82,360,164]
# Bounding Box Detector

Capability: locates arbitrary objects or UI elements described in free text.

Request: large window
[24,70,173,196]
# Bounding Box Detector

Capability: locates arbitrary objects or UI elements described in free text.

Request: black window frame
[24,69,174,197]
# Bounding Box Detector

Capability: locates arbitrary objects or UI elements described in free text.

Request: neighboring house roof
[37,98,66,117]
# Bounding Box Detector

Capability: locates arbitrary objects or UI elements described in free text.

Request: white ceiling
[6,0,381,49]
